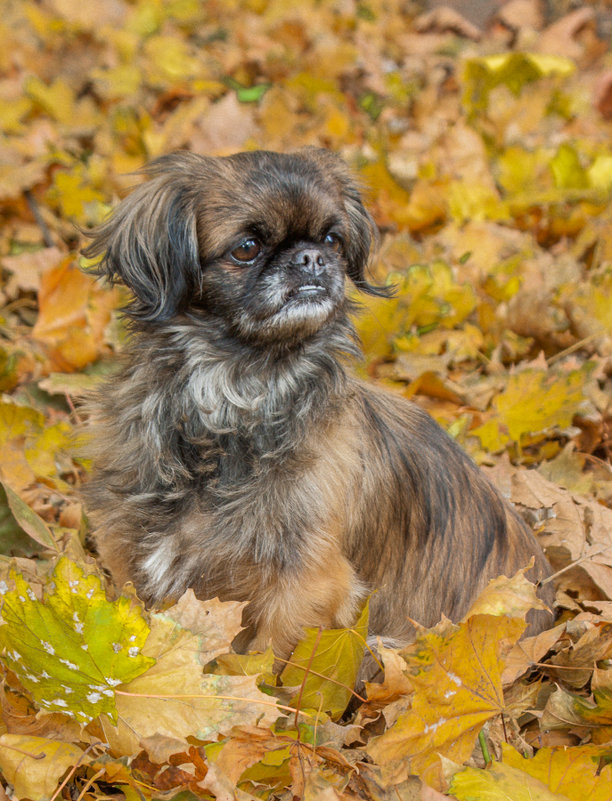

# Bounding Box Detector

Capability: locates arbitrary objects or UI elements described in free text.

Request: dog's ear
[300,148,392,298]
[82,152,207,322]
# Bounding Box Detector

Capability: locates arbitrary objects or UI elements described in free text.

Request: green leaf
[224,77,270,103]
[1,479,58,551]
[0,558,155,724]
[281,601,369,719]
[0,483,45,558]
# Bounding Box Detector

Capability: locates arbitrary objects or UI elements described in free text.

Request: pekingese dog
[83,149,553,659]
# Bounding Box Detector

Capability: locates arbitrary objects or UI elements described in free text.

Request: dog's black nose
[292,248,326,276]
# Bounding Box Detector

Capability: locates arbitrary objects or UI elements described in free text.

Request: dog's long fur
[83,149,553,657]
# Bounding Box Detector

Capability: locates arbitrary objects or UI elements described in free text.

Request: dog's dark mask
[83,149,389,344]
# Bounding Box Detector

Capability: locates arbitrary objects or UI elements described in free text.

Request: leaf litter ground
[1,0,612,799]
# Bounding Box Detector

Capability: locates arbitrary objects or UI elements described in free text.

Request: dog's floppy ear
[82,152,207,322]
[301,148,391,298]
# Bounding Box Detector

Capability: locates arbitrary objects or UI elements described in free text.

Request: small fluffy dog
[83,149,553,657]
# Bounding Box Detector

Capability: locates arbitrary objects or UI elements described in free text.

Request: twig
[49,742,102,801]
[293,626,323,728]
[75,768,104,801]
[541,545,612,585]
[24,189,55,248]
[546,333,599,365]
[273,654,367,704]
[0,742,45,760]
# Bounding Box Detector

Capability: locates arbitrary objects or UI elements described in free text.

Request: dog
[83,148,553,659]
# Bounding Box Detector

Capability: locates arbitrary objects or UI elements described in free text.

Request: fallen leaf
[102,609,280,760]
[474,364,592,448]
[537,8,597,61]
[462,52,575,119]
[281,602,369,719]
[545,622,612,689]
[32,255,117,371]
[366,615,525,791]
[0,480,57,552]
[0,558,154,724]
[502,623,566,685]
[463,565,548,622]
[448,758,571,800]
[0,734,85,801]
[503,741,612,800]
[1,247,64,297]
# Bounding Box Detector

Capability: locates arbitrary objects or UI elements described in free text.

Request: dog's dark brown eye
[231,238,261,263]
[324,233,342,252]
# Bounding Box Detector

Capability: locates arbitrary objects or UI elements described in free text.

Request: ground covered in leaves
[1,0,612,799]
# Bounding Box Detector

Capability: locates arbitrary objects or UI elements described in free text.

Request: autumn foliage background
[1,0,612,799]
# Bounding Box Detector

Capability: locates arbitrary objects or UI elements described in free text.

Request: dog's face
[84,149,386,345]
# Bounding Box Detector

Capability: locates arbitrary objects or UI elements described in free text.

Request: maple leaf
[448,759,570,801]
[100,605,281,760]
[543,665,612,737]
[0,734,86,801]
[366,615,525,791]
[0,558,155,724]
[472,364,593,452]
[281,601,369,719]
[463,564,549,621]
[462,52,575,119]
[502,742,612,800]
[32,256,117,371]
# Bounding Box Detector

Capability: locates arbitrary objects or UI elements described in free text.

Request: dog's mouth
[234,277,342,344]
[289,283,327,299]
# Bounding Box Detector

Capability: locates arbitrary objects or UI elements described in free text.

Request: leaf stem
[293,626,323,728]
[49,742,103,801]
[114,689,311,718]
[273,655,367,704]
[0,743,45,760]
[540,545,612,585]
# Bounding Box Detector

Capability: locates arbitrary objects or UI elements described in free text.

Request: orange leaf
[32,256,117,371]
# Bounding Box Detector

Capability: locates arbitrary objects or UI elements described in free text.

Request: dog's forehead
[197,153,345,253]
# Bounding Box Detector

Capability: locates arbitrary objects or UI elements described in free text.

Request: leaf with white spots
[0,558,155,724]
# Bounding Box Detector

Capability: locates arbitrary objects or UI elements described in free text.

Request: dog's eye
[231,238,261,263]
[324,232,343,253]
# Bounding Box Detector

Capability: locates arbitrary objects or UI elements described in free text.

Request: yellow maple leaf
[143,35,203,84]
[0,735,85,801]
[449,759,570,801]
[24,76,75,125]
[45,165,105,221]
[502,742,612,800]
[462,52,575,119]
[464,565,548,621]
[0,401,71,491]
[493,366,590,442]
[366,615,524,791]
[472,364,592,452]
[101,610,279,761]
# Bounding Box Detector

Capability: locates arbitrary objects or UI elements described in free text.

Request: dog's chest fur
[88,317,367,654]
